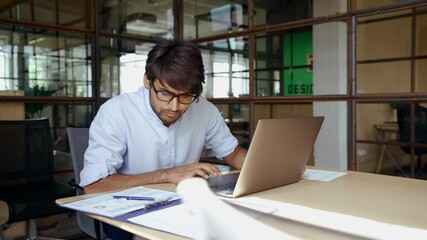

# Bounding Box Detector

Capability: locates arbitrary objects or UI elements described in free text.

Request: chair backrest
[392,103,427,155]
[66,127,89,194]
[67,126,106,239]
[0,118,54,186]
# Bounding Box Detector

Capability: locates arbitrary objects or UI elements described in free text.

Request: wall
[312,0,348,170]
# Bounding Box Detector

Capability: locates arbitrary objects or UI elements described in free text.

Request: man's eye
[180,95,193,100]
[159,91,173,97]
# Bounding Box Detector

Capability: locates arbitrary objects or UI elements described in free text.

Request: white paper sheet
[128,197,278,238]
[129,204,195,238]
[302,169,347,181]
[251,198,427,240]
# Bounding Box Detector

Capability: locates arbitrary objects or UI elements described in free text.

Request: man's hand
[162,162,222,184]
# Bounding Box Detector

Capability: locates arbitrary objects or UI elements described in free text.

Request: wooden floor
[37,213,91,240]
[4,213,91,240]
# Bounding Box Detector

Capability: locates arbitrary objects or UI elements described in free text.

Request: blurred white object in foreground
[176,178,299,240]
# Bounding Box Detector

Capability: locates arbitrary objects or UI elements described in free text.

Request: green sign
[283,31,313,96]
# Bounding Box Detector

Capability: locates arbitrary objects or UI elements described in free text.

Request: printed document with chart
[60,186,180,218]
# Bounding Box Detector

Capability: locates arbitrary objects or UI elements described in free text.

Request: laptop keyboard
[210,181,236,192]
[207,172,240,196]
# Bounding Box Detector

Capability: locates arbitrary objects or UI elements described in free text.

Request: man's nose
[168,97,180,111]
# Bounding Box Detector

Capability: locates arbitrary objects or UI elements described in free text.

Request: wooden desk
[57,170,427,239]
[374,122,399,173]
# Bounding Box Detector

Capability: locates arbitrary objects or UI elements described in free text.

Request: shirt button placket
[166,129,175,168]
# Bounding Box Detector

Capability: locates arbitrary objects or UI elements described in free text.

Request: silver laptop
[208,117,324,198]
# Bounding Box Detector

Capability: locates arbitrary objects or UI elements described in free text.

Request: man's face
[144,76,192,127]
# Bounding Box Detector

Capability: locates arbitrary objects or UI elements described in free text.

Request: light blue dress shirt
[80,87,238,187]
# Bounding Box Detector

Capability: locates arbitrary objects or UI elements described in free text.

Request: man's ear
[143,75,150,89]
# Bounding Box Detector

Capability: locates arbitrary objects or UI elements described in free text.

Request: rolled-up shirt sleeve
[79,102,127,187]
[203,103,238,159]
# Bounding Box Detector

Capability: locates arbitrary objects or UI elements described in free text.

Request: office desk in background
[57,169,427,240]
[374,122,399,173]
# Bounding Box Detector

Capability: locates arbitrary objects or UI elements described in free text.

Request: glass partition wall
[1,0,427,178]
[355,3,427,178]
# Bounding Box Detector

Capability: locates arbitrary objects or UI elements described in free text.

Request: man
[79,39,247,239]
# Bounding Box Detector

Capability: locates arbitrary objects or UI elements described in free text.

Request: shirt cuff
[79,162,110,187]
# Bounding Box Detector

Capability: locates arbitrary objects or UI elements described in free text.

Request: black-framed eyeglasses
[151,83,197,104]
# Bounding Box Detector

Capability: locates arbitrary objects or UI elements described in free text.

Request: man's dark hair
[145,39,205,97]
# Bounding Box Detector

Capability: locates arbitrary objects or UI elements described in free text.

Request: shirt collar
[139,86,164,125]
[139,86,194,128]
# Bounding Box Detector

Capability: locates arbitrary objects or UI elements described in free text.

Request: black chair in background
[0,118,75,239]
[391,103,427,173]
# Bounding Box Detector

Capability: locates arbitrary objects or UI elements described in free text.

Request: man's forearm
[83,169,169,194]
[224,146,247,170]
[83,162,221,194]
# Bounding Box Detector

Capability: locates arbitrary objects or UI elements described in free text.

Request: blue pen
[112,195,155,201]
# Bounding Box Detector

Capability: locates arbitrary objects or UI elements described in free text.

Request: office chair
[176,178,296,240]
[391,103,427,172]
[0,118,75,240]
[66,126,106,240]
